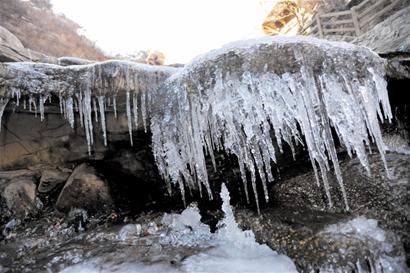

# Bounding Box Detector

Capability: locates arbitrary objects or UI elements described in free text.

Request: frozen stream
[59,184,297,273]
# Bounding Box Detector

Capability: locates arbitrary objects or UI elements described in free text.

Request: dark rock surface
[236,152,410,272]
[38,168,70,193]
[55,163,112,213]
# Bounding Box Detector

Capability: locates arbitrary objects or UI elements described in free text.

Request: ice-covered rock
[0,60,178,153]
[0,36,394,214]
[151,36,392,212]
[117,224,142,241]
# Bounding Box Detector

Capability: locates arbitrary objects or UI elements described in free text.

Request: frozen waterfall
[151,36,392,212]
[0,36,393,212]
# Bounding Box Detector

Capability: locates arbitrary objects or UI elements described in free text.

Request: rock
[1,177,38,217]
[38,169,70,193]
[235,152,410,271]
[236,208,408,272]
[272,153,410,240]
[0,25,24,49]
[0,26,57,63]
[352,6,410,55]
[55,163,112,213]
[58,57,93,66]
[107,149,144,175]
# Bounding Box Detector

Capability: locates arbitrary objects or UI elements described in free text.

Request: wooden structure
[300,0,401,41]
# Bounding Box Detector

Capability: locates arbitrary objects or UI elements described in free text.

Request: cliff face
[0,0,107,61]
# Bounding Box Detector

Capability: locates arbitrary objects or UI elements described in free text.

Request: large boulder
[352,6,410,55]
[0,25,57,63]
[236,208,407,273]
[0,25,24,49]
[1,177,38,218]
[55,163,112,213]
[38,168,70,193]
[236,152,410,272]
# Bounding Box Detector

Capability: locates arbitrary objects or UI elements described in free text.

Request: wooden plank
[320,10,351,18]
[322,19,354,26]
[323,27,356,33]
[351,6,361,36]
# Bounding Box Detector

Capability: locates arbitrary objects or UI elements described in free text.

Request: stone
[0,25,24,49]
[55,163,112,213]
[1,177,38,217]
[236,207,407,272]
[272,153,410,240]
[235,152,410,271]
[107,149,144,175]
[38,169,70,193]
[352,6,410,55]
[57,56,93,66]
[0,26,57,63]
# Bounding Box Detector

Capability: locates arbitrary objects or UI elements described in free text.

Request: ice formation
[0,36,393,212]
[60,184,297,273]
[151,36,392,212]
[321,217,408,273]
[0,60,178,153]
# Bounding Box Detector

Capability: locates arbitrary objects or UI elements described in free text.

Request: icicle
[74,98,79,112]
[141,92,147,132]
[93,98,99,123]
[59,95,64,114]
[126,91,133,146]
[98,96,108,146]
[113,96,117,119]
[0,98,10,132]
[132,92,138,129]
[82,87,94,155]
[39,95,45,121]
[65,97,75,128]
[151,36,393,211]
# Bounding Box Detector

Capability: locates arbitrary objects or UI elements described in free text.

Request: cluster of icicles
[150,37,393,213]
[0,37,393,213]
[0,60,177,153]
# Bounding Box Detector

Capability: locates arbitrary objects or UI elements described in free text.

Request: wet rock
[1,177,38,217]
[55,163,112,213]
[236,152,410,272]
[272,153,410,241]
[38,169,70,193]
[67,208,88,232]
[236,208,407,272]
[107,149,145,175]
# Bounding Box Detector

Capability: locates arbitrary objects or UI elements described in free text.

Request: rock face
[55,163,112,213]
[38,169,70,193]
[0,0,107,60]
[2,177,38,217]
[0,25,57,63]
[352,6,410,54]
[0,60,178,170]
[236,152,410,272]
